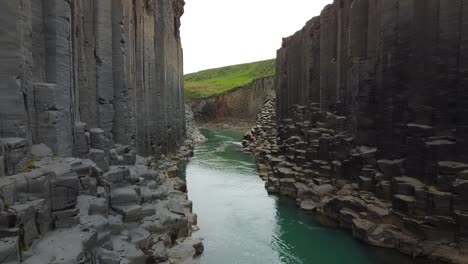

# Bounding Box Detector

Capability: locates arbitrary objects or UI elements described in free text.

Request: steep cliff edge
[190,76,274,130]
[0,1,203,263]
[245,1,468,263]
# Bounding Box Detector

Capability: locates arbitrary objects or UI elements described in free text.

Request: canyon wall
[0,1,207,263]
[277,0,468,153]
[190,76,274,124]
[246,0,468,262]
[0,0,186,161]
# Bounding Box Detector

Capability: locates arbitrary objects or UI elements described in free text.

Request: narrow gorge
[1,0,468,263]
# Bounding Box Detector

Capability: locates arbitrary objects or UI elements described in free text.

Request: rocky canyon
[3,0,468,263]
[244,0,468,263]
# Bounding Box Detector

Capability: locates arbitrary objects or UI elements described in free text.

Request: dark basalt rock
[245,1,468,263]
[0,1,206,263]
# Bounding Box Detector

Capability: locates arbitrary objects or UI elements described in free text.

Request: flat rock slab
[300,199,317,211]
[0,236,20,263]
[23,227,97,264]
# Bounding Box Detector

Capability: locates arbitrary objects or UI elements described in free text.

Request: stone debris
[245,93,468,263]
[186,105,207,144]
[0,141,202,263]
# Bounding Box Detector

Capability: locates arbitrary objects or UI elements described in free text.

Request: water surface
[179,128,416,264]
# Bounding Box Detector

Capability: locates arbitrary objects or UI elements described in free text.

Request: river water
[178,129,416,264]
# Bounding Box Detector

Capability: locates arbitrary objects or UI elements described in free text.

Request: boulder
[168,237,204,263]
[9,202,38,245]
[110,187,139,206]
[128,227,151,249]
[112,204,142,222]
[438,161,468,175]
[89,149,109,172]
[377,159,404,178]
[299,199,317,211]
[351,218,376,242]
[50,174,80,211]
[110,237,146,264]
[97,248,120,264]
[23,227,98,264]
[103,166,131,186]
[30,144,53,161]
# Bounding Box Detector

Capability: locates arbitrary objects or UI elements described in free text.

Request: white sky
[181,0,332,74]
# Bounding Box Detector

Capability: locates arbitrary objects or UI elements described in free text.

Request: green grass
[184,59,275,101]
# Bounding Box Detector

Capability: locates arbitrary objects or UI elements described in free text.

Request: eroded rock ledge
[245,1,468,263]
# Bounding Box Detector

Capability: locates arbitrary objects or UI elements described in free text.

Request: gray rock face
[0,0,186,163]
[246,1,468,262]
[0,1,203,263]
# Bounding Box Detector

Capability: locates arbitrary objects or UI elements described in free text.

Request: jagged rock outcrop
[190,76,274,127]
[245,1,468,263]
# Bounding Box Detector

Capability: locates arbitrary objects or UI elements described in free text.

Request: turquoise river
[178,129,417,264]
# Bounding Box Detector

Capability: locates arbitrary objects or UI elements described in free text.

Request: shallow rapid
[179,129,416,264]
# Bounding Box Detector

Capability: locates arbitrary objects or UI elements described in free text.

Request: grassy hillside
[184,59,275,100]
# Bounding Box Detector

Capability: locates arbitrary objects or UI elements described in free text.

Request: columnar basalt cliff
[0,1,204,263]
[0,0,186,159]
[190,76,274,127]
[245,1,468,263]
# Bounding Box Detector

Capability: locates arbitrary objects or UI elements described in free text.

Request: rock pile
[185,105,207,145]
[0,140,203,264]
[245,98,468,263]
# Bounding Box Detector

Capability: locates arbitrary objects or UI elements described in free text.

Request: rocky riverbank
[0,109,206,263]
[0,0,209,263]
[0,136,204,264]
[244,96,468,264]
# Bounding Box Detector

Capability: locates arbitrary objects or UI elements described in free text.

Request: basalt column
[112,0,136,147]
[0,0,187,163]
[276,17,321,123]
[319,4,338,112]
[0,0,32,140]
[272,0,468,259]
[95,0,115,136]
[42,0,75,157]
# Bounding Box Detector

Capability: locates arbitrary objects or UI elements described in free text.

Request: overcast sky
[181,0,332,74]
